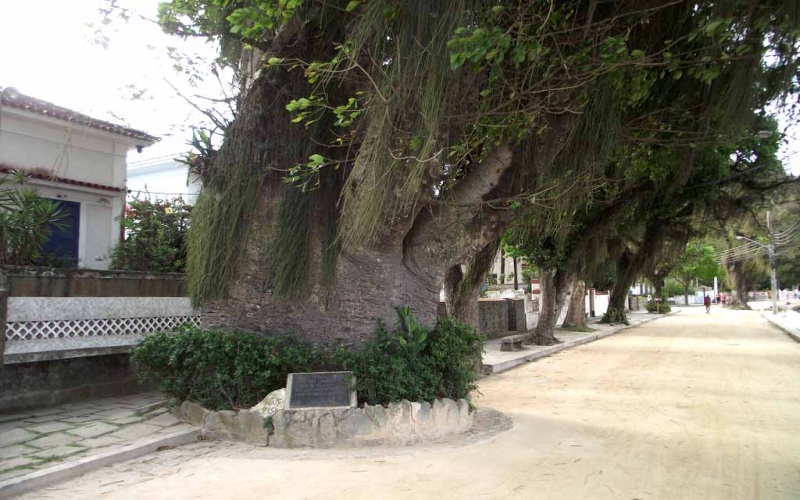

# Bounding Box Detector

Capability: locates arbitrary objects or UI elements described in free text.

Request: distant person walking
[704,294,711,314]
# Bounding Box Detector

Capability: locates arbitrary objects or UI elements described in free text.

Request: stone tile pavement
[0,392,194,483]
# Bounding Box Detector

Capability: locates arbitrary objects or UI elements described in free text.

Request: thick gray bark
[443,240,501,328]
[604,249,636,324]
[528,268,570,345]
[725,259,750,309]
[562,280,586,329]
[198,21,576,349]
[203,142,520,348]
[513,257,519,290]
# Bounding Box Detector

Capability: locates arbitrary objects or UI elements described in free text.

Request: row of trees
[150,0,800,349]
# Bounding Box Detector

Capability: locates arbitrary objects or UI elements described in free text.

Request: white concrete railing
[5,297,199,341]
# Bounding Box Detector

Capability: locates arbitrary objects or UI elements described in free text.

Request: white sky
[0,0,231,171]
[0,0,798,176]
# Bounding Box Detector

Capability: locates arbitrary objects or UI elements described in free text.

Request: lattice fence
[6,316,201,341]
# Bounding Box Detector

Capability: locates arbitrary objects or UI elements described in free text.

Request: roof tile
[0,87,158,144]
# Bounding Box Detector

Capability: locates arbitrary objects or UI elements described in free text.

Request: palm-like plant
[0,174,65,266]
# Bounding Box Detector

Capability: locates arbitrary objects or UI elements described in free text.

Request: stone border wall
[0,354,147,413]
[1,267,187,298]
[174,401,269,446]
[174,398,474,448]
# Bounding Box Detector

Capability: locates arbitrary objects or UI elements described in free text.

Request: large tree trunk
[528,268,570,345]
[443,240,501,327]
[601,217,685,324]
[193,7,576,350]
[513,257,519,290]
[725,259,750,309]
[603,249,636,324]
[654,280,663,298]
[562,280,586,329]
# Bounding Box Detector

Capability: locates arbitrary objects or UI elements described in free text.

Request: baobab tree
[157,0,799,346]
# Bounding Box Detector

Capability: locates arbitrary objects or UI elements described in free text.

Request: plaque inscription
[286,371,356,409]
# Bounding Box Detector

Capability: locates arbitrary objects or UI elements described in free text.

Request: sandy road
[19,306,800,500]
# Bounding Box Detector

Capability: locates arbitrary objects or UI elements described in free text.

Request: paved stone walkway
[750,299,800,342]
[0,392,192,483]
[13,307,800,499]
[482,308,672,374]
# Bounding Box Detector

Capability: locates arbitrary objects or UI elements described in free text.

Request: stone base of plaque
[173,398,474,448]
[172,400,269,446]
[270,398,473,448]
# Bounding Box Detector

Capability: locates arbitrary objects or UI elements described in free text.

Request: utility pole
[767,210,779,315]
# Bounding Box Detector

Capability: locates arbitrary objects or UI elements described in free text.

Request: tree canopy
[153,0,800,343]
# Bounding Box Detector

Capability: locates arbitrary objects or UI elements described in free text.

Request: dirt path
[19,306,800,500]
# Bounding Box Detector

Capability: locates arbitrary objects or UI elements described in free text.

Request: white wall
[127,157,200,203]
[0,108,130,187]
[21,180,122,269]
[490,250,524,284]
[0,107,141,269]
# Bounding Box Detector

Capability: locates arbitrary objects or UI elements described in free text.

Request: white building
[127,156,200,203]
[489,249,525,287]
[0,87,157,269]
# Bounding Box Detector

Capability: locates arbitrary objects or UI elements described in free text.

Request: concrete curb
[0,427,199,499]
[483,310,679,375]
[760,312,800,343]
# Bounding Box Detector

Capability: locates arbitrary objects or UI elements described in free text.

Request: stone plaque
[285,371,357,410]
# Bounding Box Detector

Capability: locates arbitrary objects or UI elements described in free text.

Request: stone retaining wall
[0,354,145,413]
[174,398,473,448]
[2,267,188,298]
[478,298,510,339]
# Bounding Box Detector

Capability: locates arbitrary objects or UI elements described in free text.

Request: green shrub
[645,300,671,313]
[0,176,67,266]
[337,307,484,406]
[112,196,191,273]
[133,308,484,411]
[131,325,319,410]
[600,306,628,325]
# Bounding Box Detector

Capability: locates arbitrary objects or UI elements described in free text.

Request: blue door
[40,199,80,265]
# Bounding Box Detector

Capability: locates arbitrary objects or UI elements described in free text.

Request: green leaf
[345,1,360,12]
[704,19,725,36]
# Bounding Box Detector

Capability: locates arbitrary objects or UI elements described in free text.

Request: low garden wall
[0,354,145,412]
[174,398,474,448]
[437,298,529,339]
[1,266,188,297]
[0,267,194,412]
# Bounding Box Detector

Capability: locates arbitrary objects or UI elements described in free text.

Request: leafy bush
[0,177,66,266]
[600,306,628,325]
[112,196,191,272]
[133,309,484,411]
[337,307,484,406]
[662,278,694,299]
[131,325,319,410]
[645,300,671,313]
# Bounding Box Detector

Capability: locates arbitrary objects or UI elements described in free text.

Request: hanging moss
[337,0,476,249]
[187,153,263,307]
[267,186,313,300]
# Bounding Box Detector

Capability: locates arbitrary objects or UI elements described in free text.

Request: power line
[713,218,799,264]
